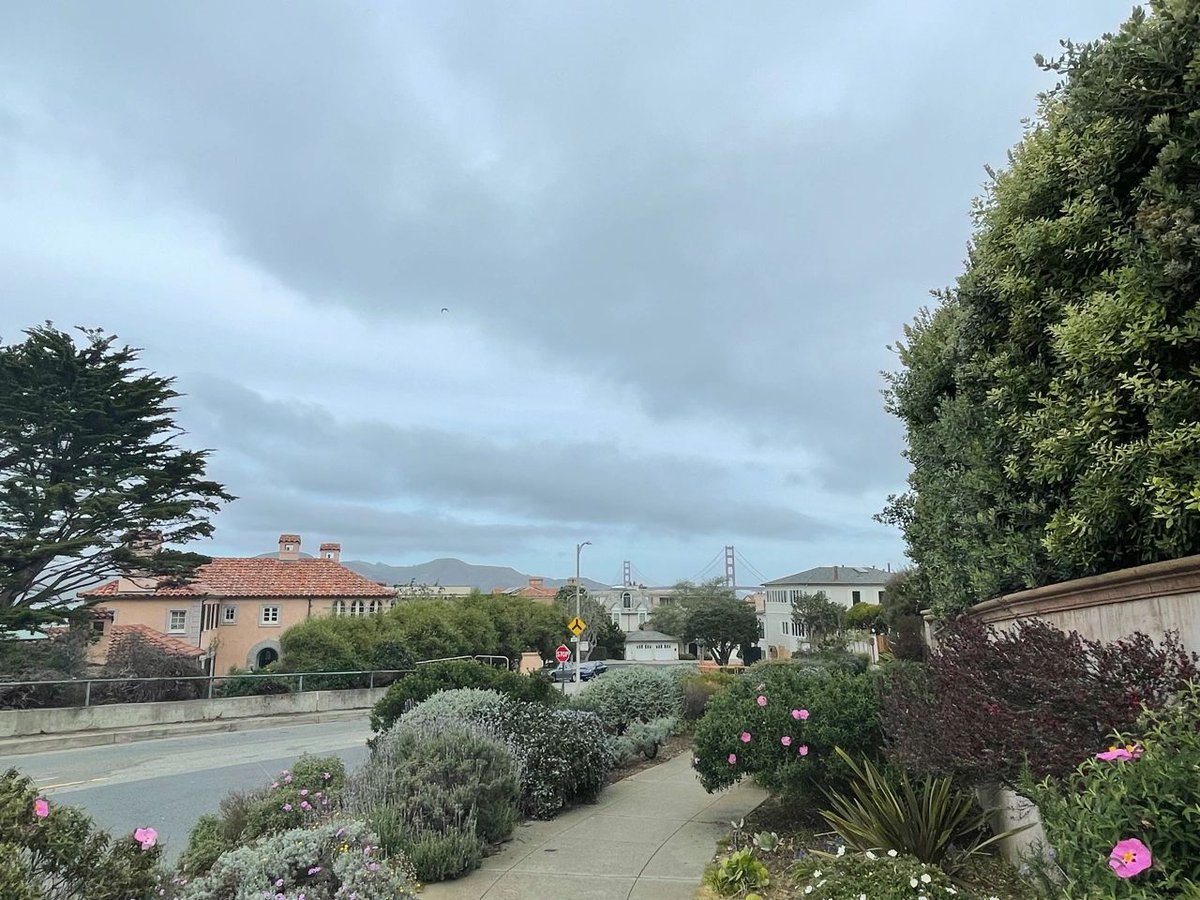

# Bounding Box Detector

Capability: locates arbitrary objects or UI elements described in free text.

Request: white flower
[921,873,932,884]
[911,878,919,888]
[887,848,898,857]
[813,870,822,878]
[837,845,846,857]
[859,895,867,900]
[804,887,813,895]
[865,850,877,860]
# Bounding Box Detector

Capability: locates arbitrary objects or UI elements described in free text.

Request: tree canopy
[0,324,233,634]
[790,590,846,647]
[653,577,758,665]
[882,2,1200,616]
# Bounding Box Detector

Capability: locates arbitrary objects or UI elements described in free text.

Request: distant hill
[255,553,608,593]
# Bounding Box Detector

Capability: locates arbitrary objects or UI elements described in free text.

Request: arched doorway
[255,646,279,669]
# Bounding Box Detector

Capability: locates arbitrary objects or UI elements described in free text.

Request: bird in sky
[441,307,449,313]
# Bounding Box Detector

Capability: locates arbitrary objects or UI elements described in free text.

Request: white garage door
[653,643,676,661]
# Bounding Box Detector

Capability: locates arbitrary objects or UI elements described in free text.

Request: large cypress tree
[884,1,1200,616]
[0,324,234,634]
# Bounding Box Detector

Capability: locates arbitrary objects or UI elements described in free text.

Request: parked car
[548,662,604,682]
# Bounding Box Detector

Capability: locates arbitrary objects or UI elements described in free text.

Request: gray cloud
[0,0,1133,576]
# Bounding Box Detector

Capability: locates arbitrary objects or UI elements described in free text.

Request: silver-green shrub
[614,716,680,762]
[575,666,682,734]
[175,818,417,900]
[396,687,509,731]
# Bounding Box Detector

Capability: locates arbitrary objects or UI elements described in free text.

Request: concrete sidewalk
[422,751,768,900]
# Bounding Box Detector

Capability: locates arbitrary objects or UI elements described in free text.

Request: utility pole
[575,541,591,687]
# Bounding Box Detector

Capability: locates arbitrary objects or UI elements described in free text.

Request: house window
[611,610,620,626]
[638,610,647,625]
[781,620,790,636]
[222,605,237,625]
[757,620,765,638]
[852,590,862,604]
[350,599,365,617]
[878,590,886,603]
[622,591,632,609]
[368,599,380,615]
[260,606,281,626]
[332,600,346,617]
[168,609,187,633]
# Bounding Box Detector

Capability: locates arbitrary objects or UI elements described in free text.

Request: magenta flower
[1096,746,1134,762]
[134,827,158,850]
[798,744,809,756]
[300,801,312,811]
[781,736,792,747]
[727,753,737,765]
[1109,838,1152,878]
[33,798,49,819]
[756,695,767,707]
[282,803,293,812]
[740,731,752,743]
[307,866,322,875]
[792,708,810,721]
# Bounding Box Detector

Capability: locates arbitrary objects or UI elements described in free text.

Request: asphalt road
[0,718,374,862]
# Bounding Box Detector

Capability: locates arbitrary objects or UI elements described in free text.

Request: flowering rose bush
[1025,681,1200,898]
[692,663,882,801]
[0,768,162,900]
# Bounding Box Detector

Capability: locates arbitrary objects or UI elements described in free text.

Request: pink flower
[323,772,332,780]
[282,803,293,812]
[134,827,158,850]
[33,798,49,819]
[1109,838,1152,878]
[307,866,322,875]
[300,789,309,796]
[756,695,767,707]
[300,801,312,811]
[740,731,752,743]
[727,753,737,765]
[1096,746,1134,762]
[798,745,809,756]
[792,708,810,721]
[781,736,792,747]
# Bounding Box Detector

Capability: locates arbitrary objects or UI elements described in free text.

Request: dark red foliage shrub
[880,618,1197,785]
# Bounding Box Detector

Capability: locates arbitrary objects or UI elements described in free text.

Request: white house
[594,585,679,633]
[623,630,681,662]
[758,565,891,658]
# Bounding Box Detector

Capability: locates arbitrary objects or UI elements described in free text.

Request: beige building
[80,534,394,674]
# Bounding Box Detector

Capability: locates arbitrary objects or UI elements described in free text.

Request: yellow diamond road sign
[567,616,586,637]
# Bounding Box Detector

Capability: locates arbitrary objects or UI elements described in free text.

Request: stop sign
[555,644,571,664]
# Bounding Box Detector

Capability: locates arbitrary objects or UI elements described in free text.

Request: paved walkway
[422,751,768,900]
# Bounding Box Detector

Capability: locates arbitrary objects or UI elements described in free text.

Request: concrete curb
[0,708,370,756]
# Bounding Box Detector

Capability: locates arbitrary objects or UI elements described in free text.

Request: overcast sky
[0,2,1132,587]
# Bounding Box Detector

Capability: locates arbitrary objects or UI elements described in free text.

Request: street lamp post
[575,541,591,686]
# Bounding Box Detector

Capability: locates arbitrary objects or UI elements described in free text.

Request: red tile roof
[108,624,206,659]
[81,558,393,599]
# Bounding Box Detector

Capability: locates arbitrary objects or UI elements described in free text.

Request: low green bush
[370,661,556,733]
[174,818,417,900]
[575,666,681,733]
[615,716,679,761]
[792,851,959,899]
[344,719,518,882]
[680,670,737,721]
[692,663,882,802]
[0,768,162,900]
[703,848,770,896]
[1025,681,1200,898]
[212,666,292,697]
[844,602,884,631]
[179,754,346,875]
[480,702,617,818]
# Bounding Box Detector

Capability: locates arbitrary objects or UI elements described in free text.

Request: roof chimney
[319,542,341,563]
[278,534,301,561]
[833,565,839,581]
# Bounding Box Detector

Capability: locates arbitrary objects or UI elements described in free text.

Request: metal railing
[0,654,512,709]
